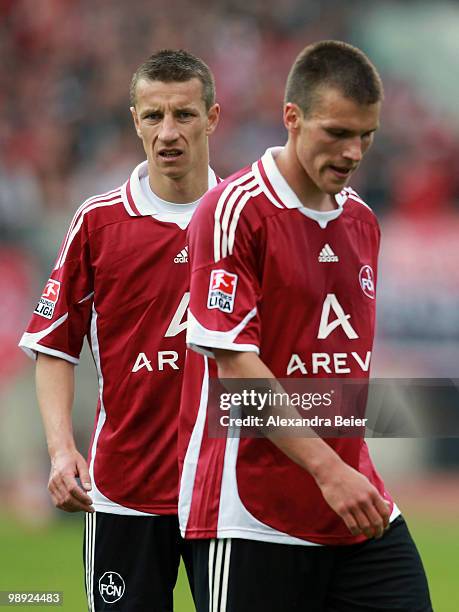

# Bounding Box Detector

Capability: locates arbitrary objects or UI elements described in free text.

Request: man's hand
[48,450,94,513]
[317,462,390,539]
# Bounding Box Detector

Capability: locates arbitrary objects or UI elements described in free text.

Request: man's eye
[146,113,161,121]
[178,112,193,119]
[328,130,346,138]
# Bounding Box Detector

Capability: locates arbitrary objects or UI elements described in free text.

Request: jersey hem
[182,508,402,546]
[94,501,178,515]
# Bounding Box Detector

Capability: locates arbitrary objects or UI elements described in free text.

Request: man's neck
[147,164,209,204]
[275,144,337,212]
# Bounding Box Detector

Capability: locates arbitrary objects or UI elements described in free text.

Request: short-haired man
[19,49,220,611]
[179,41,432,611]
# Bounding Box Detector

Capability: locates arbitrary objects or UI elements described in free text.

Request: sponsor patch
[359,265,375,299]
[34,279,61,319]
[207,269,238,313]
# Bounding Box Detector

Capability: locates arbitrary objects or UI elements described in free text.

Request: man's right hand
[48,450,94,513]
[317,461,390,539]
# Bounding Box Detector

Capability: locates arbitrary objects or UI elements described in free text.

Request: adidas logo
[174,246,188,263]
[318,244,339,263]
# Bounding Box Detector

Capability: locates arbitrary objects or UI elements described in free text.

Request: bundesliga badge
[207,269,238,313]
[359,265,375,299]
[34,279,61,319]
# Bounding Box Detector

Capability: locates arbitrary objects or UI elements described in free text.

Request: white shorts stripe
[85,513,95,612]
[220,539,231,612]
[212,540,225,612]
[208,539,216,612]
[85,514,89,609]
[90,513,96,611]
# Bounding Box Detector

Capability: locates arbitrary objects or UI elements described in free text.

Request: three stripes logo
[174,246,188,263]
[318,244,339,263]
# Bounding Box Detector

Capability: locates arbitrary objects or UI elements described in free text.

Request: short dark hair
[285,40,383,115]
[130,49,215,110]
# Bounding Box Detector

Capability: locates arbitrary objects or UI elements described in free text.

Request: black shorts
[191,516,432,612]
[83,512,193,612]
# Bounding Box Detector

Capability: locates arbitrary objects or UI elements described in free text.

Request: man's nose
[342,136,363,164]
[158,115,179,143]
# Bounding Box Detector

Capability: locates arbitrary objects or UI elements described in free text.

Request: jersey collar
[122,160,218,218]
[256,147,348,229]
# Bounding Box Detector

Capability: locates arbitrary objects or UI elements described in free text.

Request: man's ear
[283,102,303,133]
[130,106,142,139]
[206,103,220,136]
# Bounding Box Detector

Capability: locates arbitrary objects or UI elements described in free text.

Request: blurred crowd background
[1,0,459,523]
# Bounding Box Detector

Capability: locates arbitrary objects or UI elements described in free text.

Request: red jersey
[20,161,218,515]
[179,147,399,545]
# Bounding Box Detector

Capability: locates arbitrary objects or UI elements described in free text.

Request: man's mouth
[328,164,355,177]
[158,149,183,160]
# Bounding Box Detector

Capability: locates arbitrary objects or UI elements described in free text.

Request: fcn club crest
[207,269,238,313]
[359,265,375,299]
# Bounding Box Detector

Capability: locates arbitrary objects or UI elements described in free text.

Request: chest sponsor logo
[132,293,189,373]
[207,269,238,313]
[318,294,358,340]
[287,293,371,375]
[34,279,61,319]
[359,265,375,299]
[98,571,125,604]
[287,351,371,375]
[132,351,181,372]
[164,293,189,337]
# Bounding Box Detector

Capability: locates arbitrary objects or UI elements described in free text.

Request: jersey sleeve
[186,189,261,358]
[18,210,94,364]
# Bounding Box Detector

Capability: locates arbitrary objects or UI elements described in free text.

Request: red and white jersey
[179,147,399,545]
[20,160,218,516]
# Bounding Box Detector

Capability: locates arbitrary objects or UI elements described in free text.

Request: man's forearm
[35,353,93,512]
[35,353,76,457]
[213,349,342,480]
[213,348,390,538]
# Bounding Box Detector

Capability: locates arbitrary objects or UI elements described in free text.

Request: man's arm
[213,349,390,539]
[36,353,94,513]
